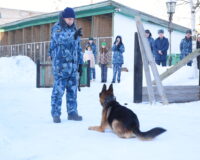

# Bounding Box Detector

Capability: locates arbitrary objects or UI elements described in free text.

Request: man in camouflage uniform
[49,7,83,123]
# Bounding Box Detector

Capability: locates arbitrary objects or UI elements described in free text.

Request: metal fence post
[36,59,40,88]
[18,44,19,55]
[11,46,12,57]
[43,42,46,63]
[34,43,36,62]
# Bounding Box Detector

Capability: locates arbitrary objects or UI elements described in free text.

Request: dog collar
[104,95,116,107]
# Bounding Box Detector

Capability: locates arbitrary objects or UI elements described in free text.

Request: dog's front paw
[88,126,104,132]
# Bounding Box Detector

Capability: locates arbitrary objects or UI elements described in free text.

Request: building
[0,0,189,70]
[0,8,43,25]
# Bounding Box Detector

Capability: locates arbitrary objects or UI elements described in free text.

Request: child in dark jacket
[99,42,109,83]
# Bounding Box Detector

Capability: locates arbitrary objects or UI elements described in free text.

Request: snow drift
[0,56,36,85]
[0,56,200,160]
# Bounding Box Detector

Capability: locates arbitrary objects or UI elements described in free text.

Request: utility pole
[168,17,173,66]
[166,0,176,66]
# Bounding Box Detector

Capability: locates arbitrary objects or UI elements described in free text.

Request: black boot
[68,112,82,121]
[53,116,61,123]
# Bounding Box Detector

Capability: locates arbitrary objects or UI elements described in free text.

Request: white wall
[113,13,136,71]
[113,12,186,71]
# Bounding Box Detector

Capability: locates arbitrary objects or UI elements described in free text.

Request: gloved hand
[117,44,121,51]
[74,28,83,40]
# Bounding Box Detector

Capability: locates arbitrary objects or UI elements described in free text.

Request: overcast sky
[1,0,200,28]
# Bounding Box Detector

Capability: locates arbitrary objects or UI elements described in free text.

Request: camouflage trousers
[51,71,78,117]
[112,64,122,82]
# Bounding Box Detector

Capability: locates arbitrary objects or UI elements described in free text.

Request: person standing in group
[112,35,125,83]
[196,34,200,69]
[48,7,83,123]
[83,45,95,81]
[180,29,192,66]
[99,42,109,83]
[154,29,169,66]
[85,37,97,80]
[145,29,155,57]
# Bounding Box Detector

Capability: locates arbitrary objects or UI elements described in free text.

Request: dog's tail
[135,127,166,140]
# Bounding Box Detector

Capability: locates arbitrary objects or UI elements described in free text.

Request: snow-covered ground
[0,56,200,160]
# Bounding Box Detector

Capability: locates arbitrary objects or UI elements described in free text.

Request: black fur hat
[145,29,152,37]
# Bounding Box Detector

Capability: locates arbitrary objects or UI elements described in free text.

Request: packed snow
[0,56,200,160]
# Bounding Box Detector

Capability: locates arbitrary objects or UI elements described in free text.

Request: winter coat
[112,44,125,64]
[197,40,200,69]
[180,37,192,56]
[83,50,95,68]
[147,36,155,56]
[85,42,97,59]
[154,37,169,61]
[197,40,200,49]
[99,48,109,65]
[48,13,83,78]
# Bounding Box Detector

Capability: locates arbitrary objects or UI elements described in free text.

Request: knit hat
[186,29,192,34]
[101,42,107,46]
[158,29,164,34]
[62,7,75,18]
[89,37,94,40]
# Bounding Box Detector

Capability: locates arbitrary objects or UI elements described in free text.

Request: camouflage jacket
[112,44,125,64]
[180,37,192,55]
[48,13,83,68]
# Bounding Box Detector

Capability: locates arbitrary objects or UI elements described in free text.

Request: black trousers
[197,56,200,69]
[155,60,167,66]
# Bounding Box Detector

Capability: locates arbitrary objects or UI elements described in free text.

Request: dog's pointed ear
[108,84,113,93]
[102,84,107,92]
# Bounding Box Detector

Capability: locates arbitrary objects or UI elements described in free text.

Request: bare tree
[53,0,63,11]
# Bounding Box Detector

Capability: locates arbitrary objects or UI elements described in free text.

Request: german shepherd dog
[88,84,166,140]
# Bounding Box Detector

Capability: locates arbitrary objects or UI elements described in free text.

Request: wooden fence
[0,37,113,64]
